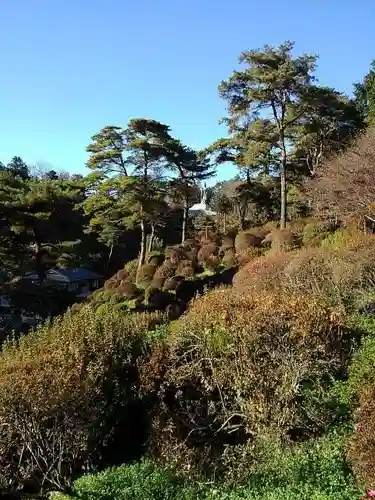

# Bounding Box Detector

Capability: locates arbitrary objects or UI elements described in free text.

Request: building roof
[24,268,103,283]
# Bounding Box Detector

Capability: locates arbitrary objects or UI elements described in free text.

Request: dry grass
[234,230,375,304]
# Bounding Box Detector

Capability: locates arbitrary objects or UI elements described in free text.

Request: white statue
[200,183,207,206]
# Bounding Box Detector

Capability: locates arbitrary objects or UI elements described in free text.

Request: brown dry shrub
[235,231,262,253]
[204,254,221,271]
[248,226,268,239]
[116,280,139,299]
[302,220,337,246]
[165,246,184,265]
[235,247,263,267]
[234,235,375,303]
[116,269,128,281]
[234,251,294,292]
[262,220,279,233]
[221,234,235,251]
[163,276,184,292]
[104,279,117,291]
[197,243,217,263]
[263,228,298,251]
[0,305,165,492]
[181,239,197,251]
[151,276,166,290]
[176,264,195,279]
[154,263,176,281]
[149,288,349,473]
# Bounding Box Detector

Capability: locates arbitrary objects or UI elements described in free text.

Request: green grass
[50,431,362,500]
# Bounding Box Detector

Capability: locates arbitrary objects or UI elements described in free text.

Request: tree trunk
[107,242,114,268]
[148,223,155,253]
[182,196,188,243]
[280,144,287,229]
[33,229,45,283]
[138,219,146,269]
[35,241,44,283]
[223,212,227,234]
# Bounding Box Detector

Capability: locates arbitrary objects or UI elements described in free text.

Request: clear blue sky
[1,0,374,181]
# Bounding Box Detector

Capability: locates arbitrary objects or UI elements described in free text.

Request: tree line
[0,40,374,282]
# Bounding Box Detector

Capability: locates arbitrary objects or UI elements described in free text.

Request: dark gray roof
[49,268,103,282]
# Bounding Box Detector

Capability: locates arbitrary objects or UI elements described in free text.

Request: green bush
[0,305,165,493]
[302,220,335,246]
[50,434,361,500]
[124,259,139,279]
[222,249,236,268]
[136,264,156,289]
[148,251,164,267]
[51,459,190,500]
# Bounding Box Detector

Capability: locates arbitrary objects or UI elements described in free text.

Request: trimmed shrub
[116,269,128,281]
[0,306,165,492]
[136,264,157,290]
[203,254,221,272]
[262,220,279,233]
[165,246,184,265]
[104,279,117,291]
[176,264,195,279]
[117,280,139,299]
[263,228,298,251]
[197,229,219,245]
[148,288,351,474]
[184,247,198,264]
[124,259,139,280]
[303,221,330,246]
[181,239,197,251]
[222,249,236,269]
[147,290,174,310]
[145,286,160,305]
[248,226,268,239]
[109,292,126,305]
[197,243,217,263]
[221,234,235,251]
[148,251,164,267]
[151,275,166,290]
[234,231,262,253]
[163,276,184,292]
[153,263,176,282]
[236,246,263,267]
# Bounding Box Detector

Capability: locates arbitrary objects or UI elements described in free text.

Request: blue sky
[1,0,374,181]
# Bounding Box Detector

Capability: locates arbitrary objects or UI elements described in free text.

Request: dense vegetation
[2,41,375,498]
